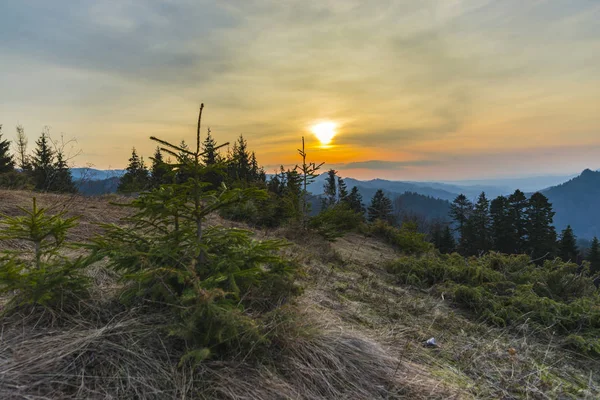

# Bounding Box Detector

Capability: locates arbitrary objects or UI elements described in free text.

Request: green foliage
[0,171,34,190]
[367,220,433,254]
[558,225,578,263]
[90,104,300,362]
[117,147,150,194]
[387,252,600,356]
[345,186,365,215]
[0,198,90,309]
[0,125,15,173]
[367,189,394,224]
[588,236,600,275]
[309,202,364,241]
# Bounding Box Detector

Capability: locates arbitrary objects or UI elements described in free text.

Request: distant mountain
[542,169,600,239]
[444,174,575,194]
[308,173,514,201]
[71,168,126,181]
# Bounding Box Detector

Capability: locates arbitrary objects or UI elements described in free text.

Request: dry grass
[1,190,599,399]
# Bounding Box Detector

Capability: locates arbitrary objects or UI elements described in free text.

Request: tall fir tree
[0,125,15,173]
[440,225,456,254]
[558,225,578,263]
[229,135,252,183]
[31,128,56,191]
[53,150,77,193]
[150,147,172,188]
[337,176,348,202]
[323,169,338,208]
[463,192,492,255]
[526,192,557,263]
[117,148,150,194]
[490,195,515,254]
[588,236,600,275]
[449,194,473,253]
[346,186,365,215]
[367,189,394,224]
[508,189,529,253]
[201,128,219,166]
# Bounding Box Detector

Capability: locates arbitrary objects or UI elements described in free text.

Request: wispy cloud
[0,0,599,178]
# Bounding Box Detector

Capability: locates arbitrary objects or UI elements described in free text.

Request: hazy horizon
[1,1,599,180]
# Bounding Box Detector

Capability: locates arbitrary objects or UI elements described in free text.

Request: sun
[311,121,337,146]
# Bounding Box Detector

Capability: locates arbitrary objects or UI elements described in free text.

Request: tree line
[0,124,76,192]
[440,190,600,273]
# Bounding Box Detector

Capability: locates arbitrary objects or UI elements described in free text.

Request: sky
[0,0,599,180]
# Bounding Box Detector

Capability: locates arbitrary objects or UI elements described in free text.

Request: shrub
[367,220,433,254]
[309,203,364,241]
[386,253,600,356]
[88,107,300,363]
[0,198,90,309]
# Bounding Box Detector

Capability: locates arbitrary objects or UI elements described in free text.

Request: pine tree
[201,128,219,166]
[15,125,31,172]
[346,186,365,215]
[449,194,473,253]
[117,148,150,194]
[88,104,297,360]
[440,225,456,254]
[368,189,394,224]
[526,192,557,263]
[0,125,15,173]
[323,169,338,208]
[490,195,515,254]
[508,189,529,253]
[53,150,77,193]
[463,192,492,255]
[31,128,56,191]
[558,225,578,263]
[230,135,251,182]
[150,147,172,188]
[337,176,348,202]
[588,236,600,275]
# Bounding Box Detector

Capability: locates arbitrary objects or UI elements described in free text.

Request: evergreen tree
[117,148,149,194]
[323,169,338,208]
[150,147,172,188]
[449,194,473,253]
[368,189,394,224]
[31,128,56,191]
[337,176,348,202]
[230,135,252,182]
[201,128,219,166]
[15,125,31,171]
[53,150,77,193]
[440,225,456,254]
[526,192,557,263]
[558,225,578,263]
[346,186,365,215]
[508,189,529,252]
[490,195,515,254]
[588,236,600,275]
[0,125,15,173]
[463,192,492,255]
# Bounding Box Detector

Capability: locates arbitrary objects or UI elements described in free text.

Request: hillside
[543,169,600,238]
[0,190,598,399]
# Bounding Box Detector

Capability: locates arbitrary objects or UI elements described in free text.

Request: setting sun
[311,122,337,146]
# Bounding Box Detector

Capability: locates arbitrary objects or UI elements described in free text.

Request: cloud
[0,0,599,176]
[329,159,438,170]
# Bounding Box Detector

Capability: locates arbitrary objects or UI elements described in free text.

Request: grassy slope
[0,190,598,399]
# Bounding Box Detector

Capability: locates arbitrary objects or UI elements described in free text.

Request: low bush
[0,198,90,310]
[366,220,433,255]
[387,253,600,356]
[309,203,364,241]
